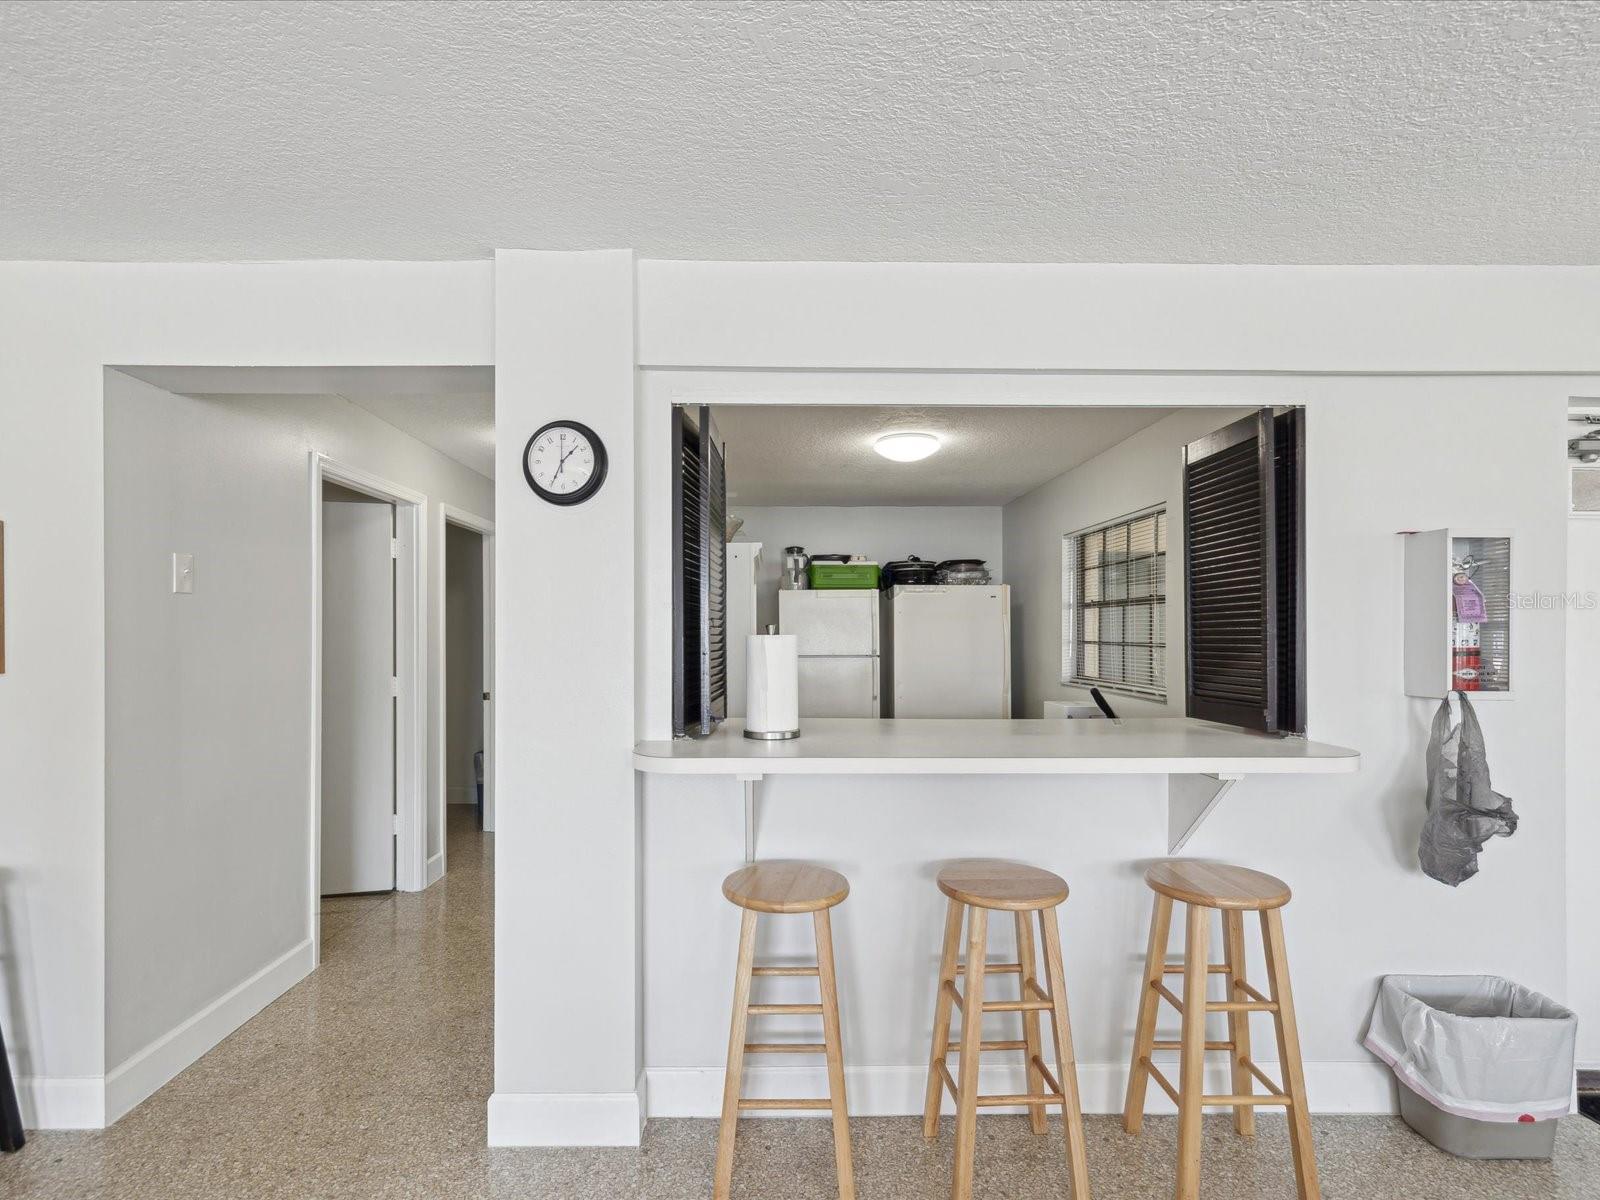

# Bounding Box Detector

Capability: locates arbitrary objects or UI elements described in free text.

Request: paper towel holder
[744,625,801,741]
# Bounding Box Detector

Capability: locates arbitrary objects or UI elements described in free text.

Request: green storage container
[808,561,880,589]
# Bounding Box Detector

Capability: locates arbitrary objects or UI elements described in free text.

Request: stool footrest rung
[937,1058,1067,1109]
[1139,1056,1293,1109]
[955,962,1022,975]
[751,965,819,977]
[1032,1055,1062,1097]
[1241,1055,1286,1097]
[945,1039,1028,1053]
[1206,1000,1276,1013]
[746,1003,823,1015]
[1162,963,1230,975]
[942,978,1053,1013]
[1152,1039,1235,1051]
[737,1098,832,1111]
[1141,1057,1181,1105]
[744,1042,826,1054]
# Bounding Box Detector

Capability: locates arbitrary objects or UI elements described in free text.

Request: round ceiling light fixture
[873,432,942,462]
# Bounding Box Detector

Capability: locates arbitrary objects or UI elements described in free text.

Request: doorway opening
[441,506,496,855]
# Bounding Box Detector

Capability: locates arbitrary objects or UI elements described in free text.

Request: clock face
[522,421,608,505]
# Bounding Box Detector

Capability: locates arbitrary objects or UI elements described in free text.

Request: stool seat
[1143,860,1290,911]
[723,861,849,914]
[937,859,1069,911]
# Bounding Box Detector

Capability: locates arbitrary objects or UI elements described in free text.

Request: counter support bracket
[1167,773,1242,854]
[739,774,764,863]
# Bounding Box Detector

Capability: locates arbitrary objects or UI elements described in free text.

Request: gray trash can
[1364,974,1577,1160]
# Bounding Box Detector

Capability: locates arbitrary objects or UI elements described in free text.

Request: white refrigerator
[777,590,881,717]
[882,585,1012,718]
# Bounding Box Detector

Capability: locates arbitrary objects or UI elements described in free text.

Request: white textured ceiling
[120,365,496,477]
[5,2,1600,264]
[714,405,1180,506]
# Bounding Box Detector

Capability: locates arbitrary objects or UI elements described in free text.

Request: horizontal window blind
[1062,506,1167,699]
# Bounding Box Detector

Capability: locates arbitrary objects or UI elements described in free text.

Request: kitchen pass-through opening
[670,402,1306,738]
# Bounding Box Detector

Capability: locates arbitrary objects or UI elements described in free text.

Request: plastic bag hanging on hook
[1420,691,1518,886]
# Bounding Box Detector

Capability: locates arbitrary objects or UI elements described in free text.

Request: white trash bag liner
[1364,974,1576,1123]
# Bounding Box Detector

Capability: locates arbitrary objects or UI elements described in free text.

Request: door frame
[436,504,496,887]
[308,452,428,963]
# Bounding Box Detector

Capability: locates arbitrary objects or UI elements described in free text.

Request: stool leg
[923,897,965,1139]
[1222,910,1255,1137]
[1123,893,1173,1134]
[1174,904,1209,1200]
[950,905,988,1200]
[714,909,759,1200]
[1262,909,1320,1200]
[813,908,856,1200]
[1015,910,1047,1135]
[1039,907,1092,1200]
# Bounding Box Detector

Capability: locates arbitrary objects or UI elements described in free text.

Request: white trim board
[644,1060,1396,1121]
[12,1076,106,1131]
[103,938,313,1126]
[488,1071,647,1147]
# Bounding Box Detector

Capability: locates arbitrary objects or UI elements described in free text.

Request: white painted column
[489,250,642,1145]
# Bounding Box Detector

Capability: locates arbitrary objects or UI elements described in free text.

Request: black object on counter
[1088,687,1118,719]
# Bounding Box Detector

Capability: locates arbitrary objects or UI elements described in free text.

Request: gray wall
[730,505,1003,633]
[103,373,492,1067]
[1001,408,1250,719]
[445,523,485,804]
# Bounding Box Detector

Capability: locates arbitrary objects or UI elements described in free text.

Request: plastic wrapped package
[1365,975,1576,1158]
[1419,691,1517,886]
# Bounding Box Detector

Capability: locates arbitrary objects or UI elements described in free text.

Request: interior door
[321,491,397,894]
[481,533,495,832]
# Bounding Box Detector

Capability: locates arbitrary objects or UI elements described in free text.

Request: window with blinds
[1061,506,1167,699]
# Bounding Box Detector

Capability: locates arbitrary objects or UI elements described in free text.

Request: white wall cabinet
[1403,528,1513,699]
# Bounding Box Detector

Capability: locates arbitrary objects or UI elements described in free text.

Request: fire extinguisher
[1452,623,1482,691]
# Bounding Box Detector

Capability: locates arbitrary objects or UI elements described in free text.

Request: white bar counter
[635,717,1360,853]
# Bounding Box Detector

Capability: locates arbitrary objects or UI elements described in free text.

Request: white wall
[490,251,642,1146]
[641,375,1576,1118]
[102,374,492,1116]
[1002,408,1250,719]
[730,505,1003,632]
[446,523,485,806]
[0,259,491,1128]
[1568,515,1600,1068]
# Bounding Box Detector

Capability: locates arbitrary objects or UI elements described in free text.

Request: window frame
[1061,503,1168,702]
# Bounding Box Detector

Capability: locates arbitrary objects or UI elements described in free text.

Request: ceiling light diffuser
[874,432,941,462]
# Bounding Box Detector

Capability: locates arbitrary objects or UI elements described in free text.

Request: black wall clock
[522,421,608,505]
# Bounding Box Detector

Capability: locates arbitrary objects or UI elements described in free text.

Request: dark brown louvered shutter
[1184,409,1279,732]
[672,405,727,737]
[1273,408,1307,734]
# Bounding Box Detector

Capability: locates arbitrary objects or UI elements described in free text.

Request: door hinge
[390,677,400,696]
[391,538,400,558]
[393,813,403,835]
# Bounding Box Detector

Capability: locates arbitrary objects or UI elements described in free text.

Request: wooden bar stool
[923,859,1091,1200]
[715,862,855,1200]
[1123,861,1319,1200]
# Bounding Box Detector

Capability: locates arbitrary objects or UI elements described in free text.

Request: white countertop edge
[631,753,1359,776]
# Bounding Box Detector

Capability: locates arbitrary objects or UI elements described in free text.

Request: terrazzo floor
[4,808,1596,1198]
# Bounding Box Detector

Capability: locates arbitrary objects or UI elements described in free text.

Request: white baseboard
[646,1060,1397,1120]
[11,1075,106,1130]
[425,851,444,886]
[102,938,315,1125]
[489,1071,647,1146]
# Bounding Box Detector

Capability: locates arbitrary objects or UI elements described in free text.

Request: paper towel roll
[744,634,800,740]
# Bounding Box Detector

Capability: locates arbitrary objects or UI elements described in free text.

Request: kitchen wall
[1001,407,1250,719]
[446,522,486,806]
[642,375,1574,1118]
[1567,513,1600,1068]
[102,372,492,1119]
[0,259,490,1129]
[730,505,1003,632]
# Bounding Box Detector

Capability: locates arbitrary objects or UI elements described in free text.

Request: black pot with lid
[881,555,940,588]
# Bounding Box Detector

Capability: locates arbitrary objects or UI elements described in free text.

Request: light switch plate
[172,552,195,594]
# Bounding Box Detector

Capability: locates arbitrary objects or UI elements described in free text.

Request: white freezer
[883,585,1012,718]
[779,588,881,716]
